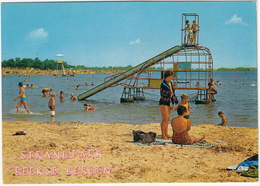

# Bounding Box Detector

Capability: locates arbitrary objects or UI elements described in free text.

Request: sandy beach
[2,121,258,184]
[2,67,120,75]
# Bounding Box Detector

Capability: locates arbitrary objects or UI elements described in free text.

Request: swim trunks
[20,97,27,101]
[172,130,192,145]
[49,105,56,111]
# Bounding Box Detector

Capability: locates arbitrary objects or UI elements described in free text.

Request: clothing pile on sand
[226,154,258,178]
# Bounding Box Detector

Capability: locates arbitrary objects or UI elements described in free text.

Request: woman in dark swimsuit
[159,70,178,139]
[171,106,204,145]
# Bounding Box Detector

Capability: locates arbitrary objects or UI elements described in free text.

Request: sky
[1,1,257,69]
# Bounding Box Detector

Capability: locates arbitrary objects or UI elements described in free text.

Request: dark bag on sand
[133,130,157,143]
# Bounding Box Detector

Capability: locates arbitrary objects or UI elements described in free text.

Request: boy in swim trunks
[191,20,200,45]
[48,92,56,117]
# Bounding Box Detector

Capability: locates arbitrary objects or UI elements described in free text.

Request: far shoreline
[1,67,122,76]
[1,67,257,76]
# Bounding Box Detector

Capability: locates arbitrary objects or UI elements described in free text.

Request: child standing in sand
[48,92,56,117]
[218,111,227,126]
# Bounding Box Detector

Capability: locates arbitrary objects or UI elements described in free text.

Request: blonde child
[174,94,192,117]
[70,93,77,101]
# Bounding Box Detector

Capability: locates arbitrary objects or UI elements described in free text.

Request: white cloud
[26,28,48,40]
[129,38,141,45]
[225,14,248,26]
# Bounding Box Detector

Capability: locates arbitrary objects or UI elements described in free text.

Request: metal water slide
[77,45,182,100]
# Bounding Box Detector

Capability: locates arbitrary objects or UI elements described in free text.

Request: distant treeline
[1,58,157,71]
[1,58,73,70]
[74,65,137,71]
[215,67,256,71]
[2,58,256,71]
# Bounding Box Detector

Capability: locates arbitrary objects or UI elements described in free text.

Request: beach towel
[135,139,214,148]
[226,154,258,177]
[238,154,258,167]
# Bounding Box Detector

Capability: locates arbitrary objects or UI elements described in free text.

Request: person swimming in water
[14,82,31,114]
[42,88,52,97]
[83,103,95,111]
[70,93,77,101]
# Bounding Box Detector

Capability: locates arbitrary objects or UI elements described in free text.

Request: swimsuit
[49,105,56,110]
[19,91,27,101]
[172,130,192,145]
[184,115,190,119]
[159,80,178,106]
[20,97,27,101]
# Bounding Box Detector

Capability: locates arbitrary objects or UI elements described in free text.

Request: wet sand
[2,121,258,184]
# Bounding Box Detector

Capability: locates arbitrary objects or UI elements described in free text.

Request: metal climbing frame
[172,45,213,103]
[120,44,213,103]
[172,46,213,89]
[77,13,214,103]
[120,13,213,103]
[182,13,200,46]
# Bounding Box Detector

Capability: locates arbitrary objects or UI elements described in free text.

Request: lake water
[2,71,258,128]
